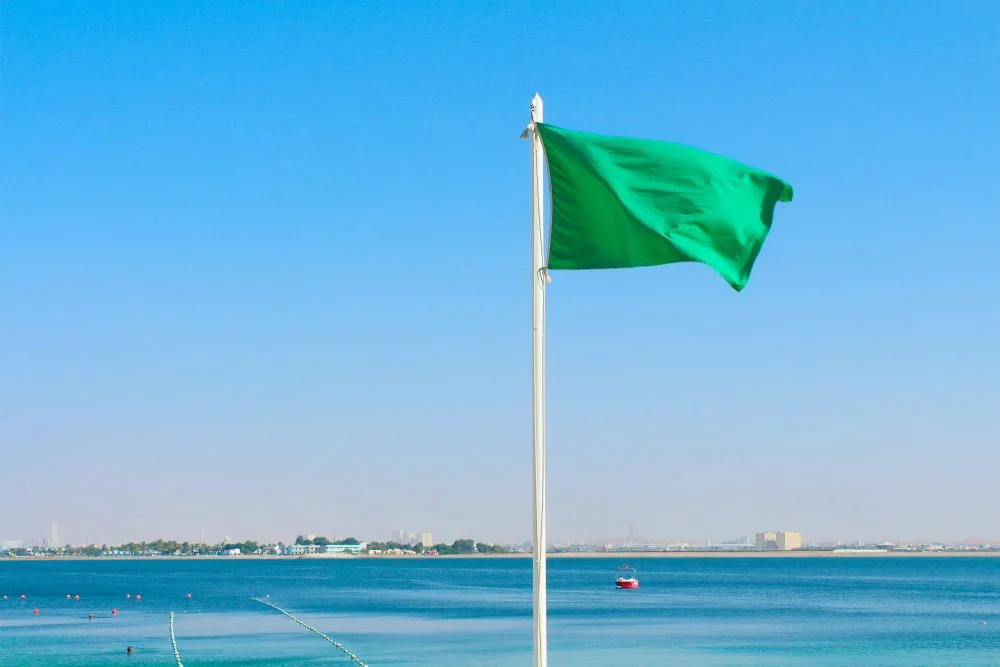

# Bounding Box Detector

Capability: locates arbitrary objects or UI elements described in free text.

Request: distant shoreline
[427,551,1000,559]
[549,550,1000,558]
[5,550,1000,562]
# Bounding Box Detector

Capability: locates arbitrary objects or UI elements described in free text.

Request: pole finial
[522,93,545,139]
[530,94,544,124]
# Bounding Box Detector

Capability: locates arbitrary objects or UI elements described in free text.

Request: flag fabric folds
[536,123,793,291]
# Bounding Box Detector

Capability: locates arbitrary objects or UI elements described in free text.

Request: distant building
[287,544,322,555]
[222,548,241,556]
[324,543,365,554]
[720,536,754,547]
[777,532,801,550]
[285,543,365,556]
[52,522,60,549]
[755,532,776,549]
[756,531,802,551]
[391,529,430,547]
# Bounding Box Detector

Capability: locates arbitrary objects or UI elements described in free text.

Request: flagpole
[527,92,548,667]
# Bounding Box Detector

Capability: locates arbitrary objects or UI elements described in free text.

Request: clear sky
[2,1,998,547]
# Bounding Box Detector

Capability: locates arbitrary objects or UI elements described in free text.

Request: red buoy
[135,594,141,601]
[20,595,26,600]
[74,595,80,601]
[186,593,192,599]
[111,608,118,616]
[33,608,39,615]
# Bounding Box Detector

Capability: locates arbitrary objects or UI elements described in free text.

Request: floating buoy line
[252,597,369,666]
[1,591,365,666]
[169,611,184,667]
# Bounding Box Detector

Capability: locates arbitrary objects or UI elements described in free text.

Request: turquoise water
[2,557,1000,665]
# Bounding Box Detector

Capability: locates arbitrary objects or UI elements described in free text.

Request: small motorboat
[615,562,638,589]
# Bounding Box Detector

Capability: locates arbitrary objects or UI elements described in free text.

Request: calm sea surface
[2,556,999,665]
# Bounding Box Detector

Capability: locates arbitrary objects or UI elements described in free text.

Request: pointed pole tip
[530,94,544,124]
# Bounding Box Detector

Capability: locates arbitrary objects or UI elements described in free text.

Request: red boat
[615,562,639,589]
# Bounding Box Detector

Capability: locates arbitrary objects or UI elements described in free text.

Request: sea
[2,556,999,665]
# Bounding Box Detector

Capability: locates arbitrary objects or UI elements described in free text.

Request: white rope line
[252,597,368,666]
[169,611,184,667]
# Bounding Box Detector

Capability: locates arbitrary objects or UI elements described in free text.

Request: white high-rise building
[51,522,60,548]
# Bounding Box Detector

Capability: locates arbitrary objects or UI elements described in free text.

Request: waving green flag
[536,123,793,291]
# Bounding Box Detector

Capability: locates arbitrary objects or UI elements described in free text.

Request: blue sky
[2,1,998,546]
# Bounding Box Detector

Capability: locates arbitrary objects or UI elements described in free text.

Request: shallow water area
[2,556,1000,665]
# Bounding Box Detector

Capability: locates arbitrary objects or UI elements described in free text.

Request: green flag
[536,123,793,291]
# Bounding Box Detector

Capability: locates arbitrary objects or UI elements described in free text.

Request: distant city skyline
[2,3,998,546]
[6,520,1000,552]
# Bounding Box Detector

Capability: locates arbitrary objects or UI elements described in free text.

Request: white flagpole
[527,92,548,667]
